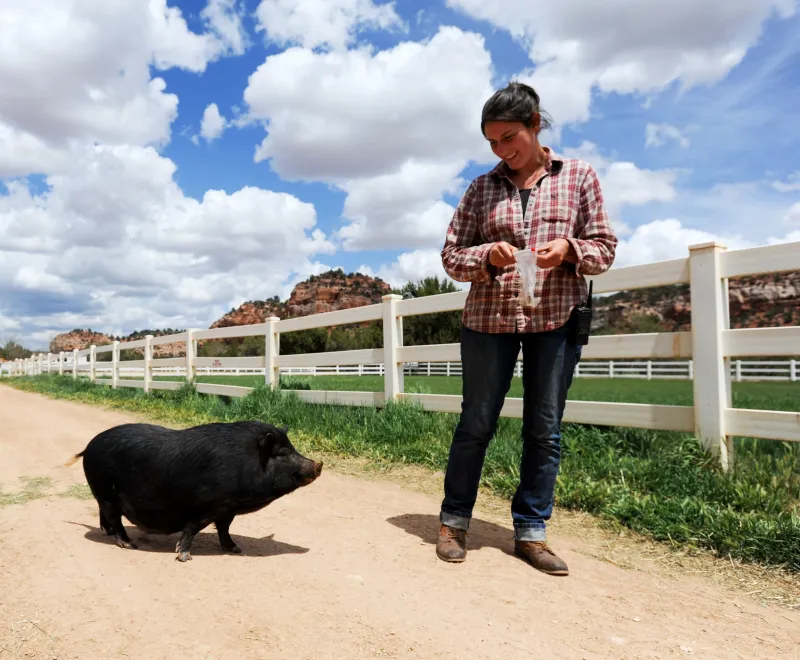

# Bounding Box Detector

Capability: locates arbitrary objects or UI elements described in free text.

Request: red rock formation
[286,271,391,317]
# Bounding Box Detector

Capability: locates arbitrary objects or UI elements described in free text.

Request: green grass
[188,373,800,412]
[3,374,799,571]
[0,475,93,507]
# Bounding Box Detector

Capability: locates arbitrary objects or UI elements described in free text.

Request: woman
[437,81,618,576]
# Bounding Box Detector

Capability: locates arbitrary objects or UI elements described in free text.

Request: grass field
[3,373,799,572]
[188,373,800,412]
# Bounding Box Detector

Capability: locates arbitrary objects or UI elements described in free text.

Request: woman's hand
[536,239,577,268]
[489,241,518,267]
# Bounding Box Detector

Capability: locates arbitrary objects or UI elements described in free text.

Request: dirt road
[1,385,798,659]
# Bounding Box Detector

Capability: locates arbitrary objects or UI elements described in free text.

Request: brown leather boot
[514,540,569,576]
[436,524,467,562]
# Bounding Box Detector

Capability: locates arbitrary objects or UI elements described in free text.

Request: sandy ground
[1,385,798,660]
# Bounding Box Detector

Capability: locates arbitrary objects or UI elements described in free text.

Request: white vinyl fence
[7,240,800,470]
[11,357,798,381]
[20,358,788,381]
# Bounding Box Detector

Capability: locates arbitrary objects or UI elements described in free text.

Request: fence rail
[13,358,794,381]
[5,240,800,470]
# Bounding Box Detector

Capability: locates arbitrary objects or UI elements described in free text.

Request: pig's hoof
[176,551,192,562]
[223,544,242,554]
[116,539,137,550]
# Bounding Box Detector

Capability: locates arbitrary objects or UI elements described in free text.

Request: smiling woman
[437,80,619,576]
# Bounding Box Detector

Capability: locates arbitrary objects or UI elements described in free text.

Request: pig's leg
[99,510,113,536]
[175,522,207,562]
[101,502,137,550]
[215,514,241,554]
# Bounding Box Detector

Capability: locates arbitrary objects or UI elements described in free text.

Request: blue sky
[1,0,799,349]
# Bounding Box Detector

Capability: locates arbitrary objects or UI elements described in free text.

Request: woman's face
[484,116,540,170]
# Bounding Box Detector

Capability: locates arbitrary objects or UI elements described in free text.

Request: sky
[1,0,799,350]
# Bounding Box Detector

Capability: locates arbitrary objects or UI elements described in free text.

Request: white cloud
[785,202,800,224]
[244,26,495,251]
[0,145,336,346]
[358,249,467,290]
[149,0,248,72]
[610,216,799,273]
[612,218,755,269]
[255,0,405,51]
[199,103,229,142]
[245,26,495,182]
[336,159,466,251]
[12,268,73,295]
[560,142,680,236]
[0,0,247,178]
[770,172,800,192]
[201,0,250,57]
[0,312,21,334]
[513,64,598,131]
[446,0,797,128]
[645,123,691,148]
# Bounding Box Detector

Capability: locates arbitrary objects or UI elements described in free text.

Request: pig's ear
[257,431,275,471]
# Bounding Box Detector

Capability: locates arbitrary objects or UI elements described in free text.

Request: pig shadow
[67,521,309,558]
[386,513,516,557]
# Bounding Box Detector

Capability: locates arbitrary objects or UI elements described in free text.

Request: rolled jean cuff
[514,526,547,542]
[440,510,470,531]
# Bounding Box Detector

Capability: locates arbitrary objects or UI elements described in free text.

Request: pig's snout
[298,459,322,486]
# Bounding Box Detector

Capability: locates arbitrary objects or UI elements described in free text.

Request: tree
[0,340,32,361]
[392,276,463,346]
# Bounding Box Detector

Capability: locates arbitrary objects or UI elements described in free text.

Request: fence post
[112,341,119,389]
[89,345,96,382]
[72,349,78,379]
[144,335,153,393]
[265,317,280,388]
[382,294,403,403]
[790,359,796,382]
[185,330,196,384]
[688,241,732,471]
[58,351,64,375]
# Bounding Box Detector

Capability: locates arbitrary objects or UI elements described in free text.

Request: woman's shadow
[66,521,309,558]
[386,513,517,557]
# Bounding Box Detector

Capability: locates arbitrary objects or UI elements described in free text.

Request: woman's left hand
[536,239,576,268]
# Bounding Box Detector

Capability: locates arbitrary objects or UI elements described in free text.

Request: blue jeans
[440,319,582,542]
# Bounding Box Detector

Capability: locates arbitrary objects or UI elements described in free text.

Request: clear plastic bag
[514,248,539,306]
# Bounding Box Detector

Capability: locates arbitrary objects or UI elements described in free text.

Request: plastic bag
[514,248,539,306]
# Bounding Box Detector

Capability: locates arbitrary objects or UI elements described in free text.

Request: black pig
[65,420,323,561]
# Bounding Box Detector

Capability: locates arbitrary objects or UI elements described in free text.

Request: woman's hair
[480,81,553,135]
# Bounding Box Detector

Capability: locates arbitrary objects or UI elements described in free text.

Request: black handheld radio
[571,279,593,346]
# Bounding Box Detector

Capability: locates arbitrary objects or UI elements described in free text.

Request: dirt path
[1,386,798,660]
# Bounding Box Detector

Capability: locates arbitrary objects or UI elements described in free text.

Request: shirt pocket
[540,202,576,240]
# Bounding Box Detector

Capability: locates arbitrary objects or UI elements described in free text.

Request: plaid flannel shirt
[441,147,618,334]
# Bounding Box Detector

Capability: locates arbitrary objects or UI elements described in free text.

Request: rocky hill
[592,271,800,334]
[287,271,391,317]
[48,328,186,357]
[49,330,113,354]
[211,271,390,329]
[210,299,285,330]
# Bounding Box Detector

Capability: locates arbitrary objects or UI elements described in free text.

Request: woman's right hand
[489,241,518,267]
